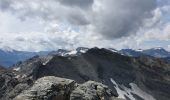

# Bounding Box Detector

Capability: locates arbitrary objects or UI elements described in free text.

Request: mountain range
[0,49,49,67]
[119,47,170,58]
[0,47,170,100]
[0,47,169,67]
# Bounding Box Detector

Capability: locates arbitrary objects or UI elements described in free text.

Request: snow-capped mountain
[118,47,170,58]
[119,49,145,57]
[0,47,170,67]
[48,47,89,56]
[48,49,69,56]
[142,47,170,58]
[108,48,119,53]
[0,47,89,67]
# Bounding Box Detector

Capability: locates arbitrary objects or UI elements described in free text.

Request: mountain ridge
[2,47,169,100]
[1,47,170,67]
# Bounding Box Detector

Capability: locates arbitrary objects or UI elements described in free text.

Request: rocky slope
[1,47,170,100]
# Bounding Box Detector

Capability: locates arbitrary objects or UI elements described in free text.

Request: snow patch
[41,56,53,65]
[136,49,143,52]
[108,48,118,53]
[110,78,155,100]
[153,47,163,50]
[130,83,156,100]
[120,53,125,56]
[13,67,20,71]
[79,49,87,53]
[110,78,127,99]
[66,50,77,55]
[43,59,51,65]
[21,74,27,78]
[58,51,67,56]
[43,61,48,66]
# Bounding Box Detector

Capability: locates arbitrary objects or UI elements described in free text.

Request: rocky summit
[0,48,170,100]
[14,76,121,100]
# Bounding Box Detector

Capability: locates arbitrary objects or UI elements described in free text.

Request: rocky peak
[14,76,119,100]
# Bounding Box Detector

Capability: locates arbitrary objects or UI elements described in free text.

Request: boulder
[14,76,76,100]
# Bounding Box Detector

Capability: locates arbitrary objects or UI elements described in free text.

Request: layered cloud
[0,0,158,38]
[58,0,94,9]
[0,0,169,51]
[91,0,157,38]
[0,0,91,26]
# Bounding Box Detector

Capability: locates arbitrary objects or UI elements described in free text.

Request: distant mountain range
[118,48,170,63]
[0,47,170,67]
[0,49,49,67]
[48,47,170,58]
[119,47,170,58]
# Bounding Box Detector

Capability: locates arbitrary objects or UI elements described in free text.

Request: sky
[0,0,170,51]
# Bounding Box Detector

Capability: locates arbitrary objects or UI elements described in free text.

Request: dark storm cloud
[91,0,157,39]
[0,0,12,10]
[67,10,90,25]
[58,0,94,9]
[0,0,158,39]
[0,0,91,26]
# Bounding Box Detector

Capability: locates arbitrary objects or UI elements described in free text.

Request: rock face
[70,81,115,100]
[14,76,118,100]
[0,66,20,100]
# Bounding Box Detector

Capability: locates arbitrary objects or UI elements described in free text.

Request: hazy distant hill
[0,49,49,67]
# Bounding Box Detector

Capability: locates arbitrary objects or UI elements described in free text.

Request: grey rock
[7,83,30,99]
[14,76,120,100]
[14,76,76,100]
[70,81,116,100]
[0,66,20,100]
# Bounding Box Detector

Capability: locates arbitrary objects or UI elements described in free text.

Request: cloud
[58,0,94,9]
[90,0,157,39]
[144,23,170,40]
[0,0,91,26]
[143,8,162,27]
[0,0,158,38]
[0,0,15,10]
[0,0,170,51]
